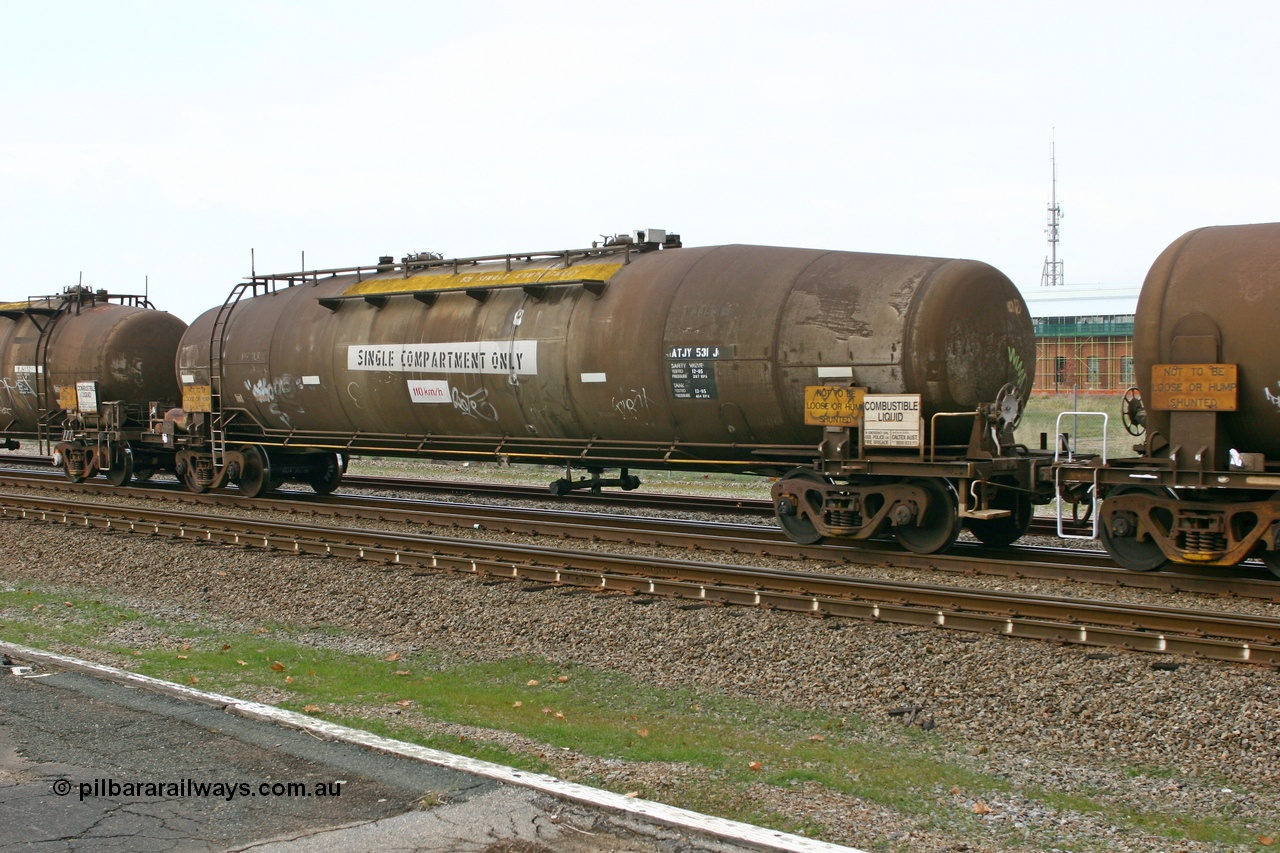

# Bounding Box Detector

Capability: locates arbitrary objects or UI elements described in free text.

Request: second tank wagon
[1055,222,1280,573]
[0,286,186,483]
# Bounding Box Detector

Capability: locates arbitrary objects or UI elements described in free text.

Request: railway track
[2,466,1279,603]
[0,483,1278,666]
[0,456,1081,536]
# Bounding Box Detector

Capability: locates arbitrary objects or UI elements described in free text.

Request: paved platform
[0,643,863,853]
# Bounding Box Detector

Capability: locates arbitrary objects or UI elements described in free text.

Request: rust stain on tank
[790,290,874,338]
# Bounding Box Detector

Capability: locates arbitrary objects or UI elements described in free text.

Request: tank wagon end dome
[901,257,1034,412]
[1136,221,1280,458]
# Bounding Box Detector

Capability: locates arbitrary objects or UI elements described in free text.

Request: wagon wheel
[132,466,156,482]
[1260,549,1280,580]
[965,479,1034,547]
[1257,493,1280,580]
[308,453,343,495]
[894,478,961,554]
[1099,485,1171,572]
[235,445,272,499]
[1121,387,1146,436]
[103,445,134,487]
[774,468,829,545]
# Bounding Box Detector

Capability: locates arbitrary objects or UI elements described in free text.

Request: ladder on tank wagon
[29,298,67,455]
[205,280,265,470]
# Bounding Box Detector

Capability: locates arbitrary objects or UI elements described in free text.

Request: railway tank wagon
[1060,222,1280,574]
[174,233,1037,552]
[0,287,186,483]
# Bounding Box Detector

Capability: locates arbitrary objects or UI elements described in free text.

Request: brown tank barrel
[0,296,186,433]
[1135,222,1280,458]
[181,243,1033,460]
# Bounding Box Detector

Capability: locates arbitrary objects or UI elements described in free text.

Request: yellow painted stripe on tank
[0,302,33,312]
[341,261,625,297]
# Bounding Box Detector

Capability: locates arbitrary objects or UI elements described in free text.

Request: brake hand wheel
[1121,387,1145,436]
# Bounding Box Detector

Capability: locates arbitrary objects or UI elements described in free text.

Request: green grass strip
[0,582,1269,850]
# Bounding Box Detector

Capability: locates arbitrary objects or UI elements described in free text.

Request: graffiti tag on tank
[245,375,308,428]
[1265,384,1280,410]
[1007,347,1029,393]
[451,387,498,422]
[347,382,364,409]
[0,378,18,418]
[269,404,292,427]
[246,375,306,405]
[612,387,655,420]
[111,357,144,387]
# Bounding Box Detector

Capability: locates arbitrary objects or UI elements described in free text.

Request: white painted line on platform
[0,641,869,853]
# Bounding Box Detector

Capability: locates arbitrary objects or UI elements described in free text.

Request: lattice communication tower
[1041,138,1064,287]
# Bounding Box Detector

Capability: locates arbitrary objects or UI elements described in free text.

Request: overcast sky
[2,1,1276,322]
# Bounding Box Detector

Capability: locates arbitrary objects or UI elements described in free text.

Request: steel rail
[0,458,1083,536]
[2,467,1279,602]
[1,491,1278,666]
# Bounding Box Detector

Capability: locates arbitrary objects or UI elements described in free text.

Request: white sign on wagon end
[862,394,922,448]
[76,381,100,414]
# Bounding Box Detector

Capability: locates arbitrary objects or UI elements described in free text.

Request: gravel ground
[0,472,1278,853]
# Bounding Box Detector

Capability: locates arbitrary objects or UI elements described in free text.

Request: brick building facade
[1022,286,1140,394]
